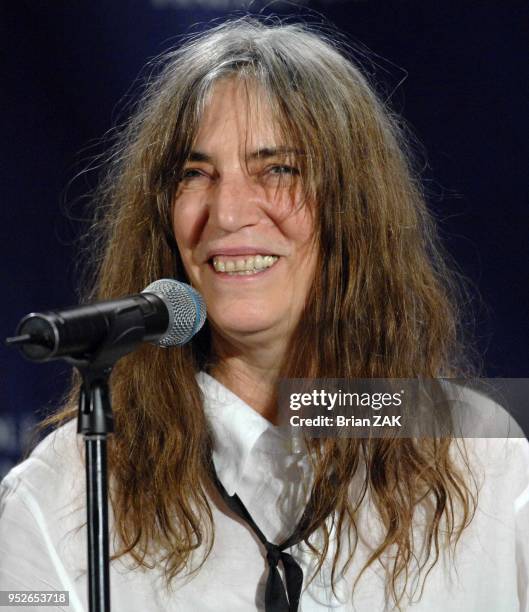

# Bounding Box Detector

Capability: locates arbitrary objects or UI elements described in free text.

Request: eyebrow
[187,146,303,163]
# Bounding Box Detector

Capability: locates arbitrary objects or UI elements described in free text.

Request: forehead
[193,77,282,151]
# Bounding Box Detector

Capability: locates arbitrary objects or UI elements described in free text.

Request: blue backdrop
[1,1,528,477]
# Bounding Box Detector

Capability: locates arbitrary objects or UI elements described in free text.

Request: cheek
[172,197,207,256]
[291,207,318,277]
[272,187,314,234]
[281,215,318,293]
[171,206,203,286]
[279,204,316,253]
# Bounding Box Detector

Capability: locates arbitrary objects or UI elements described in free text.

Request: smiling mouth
[210,254,279,275]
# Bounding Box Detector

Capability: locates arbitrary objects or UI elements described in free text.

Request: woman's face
[172,78,318,347]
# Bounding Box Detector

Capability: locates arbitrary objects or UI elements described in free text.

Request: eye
[267,165,300,176]
[177,168,213,191]
[180,168,206,181]
[261,165,301,187]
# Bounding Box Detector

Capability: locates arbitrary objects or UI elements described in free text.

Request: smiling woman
[0,15,528,612]
[172,78,318,417]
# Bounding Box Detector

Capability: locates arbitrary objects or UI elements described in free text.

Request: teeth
[212,254,279,274]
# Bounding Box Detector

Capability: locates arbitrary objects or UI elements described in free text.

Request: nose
[207,171,262,233]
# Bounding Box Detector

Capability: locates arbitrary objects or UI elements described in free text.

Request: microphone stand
[66,306,147,612]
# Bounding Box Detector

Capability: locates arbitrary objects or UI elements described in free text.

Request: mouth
[209,254,280,276]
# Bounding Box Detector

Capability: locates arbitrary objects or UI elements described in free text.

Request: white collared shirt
[1,371,528,611]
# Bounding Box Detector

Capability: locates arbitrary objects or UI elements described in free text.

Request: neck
[209,333,286,423]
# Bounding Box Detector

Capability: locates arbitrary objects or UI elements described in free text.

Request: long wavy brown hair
[46,16,481,610]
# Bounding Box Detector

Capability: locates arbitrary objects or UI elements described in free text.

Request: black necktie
[210,463,321,612]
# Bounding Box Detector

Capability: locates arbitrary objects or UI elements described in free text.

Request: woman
[1,16,528,612]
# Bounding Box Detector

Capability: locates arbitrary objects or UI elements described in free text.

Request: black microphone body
[15,293,168,362]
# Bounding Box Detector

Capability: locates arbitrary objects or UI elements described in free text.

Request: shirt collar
[196,371,300,495]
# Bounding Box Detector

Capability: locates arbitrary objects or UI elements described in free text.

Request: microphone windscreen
[142,279,207,346]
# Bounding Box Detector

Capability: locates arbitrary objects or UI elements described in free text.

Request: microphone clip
[74,303,146,436]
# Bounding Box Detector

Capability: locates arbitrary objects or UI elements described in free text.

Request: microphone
[5,279,207,362]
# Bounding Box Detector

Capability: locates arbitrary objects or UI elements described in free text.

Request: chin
[209,311,281,338]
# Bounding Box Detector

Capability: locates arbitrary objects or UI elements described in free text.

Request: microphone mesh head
[142,279,207,347]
